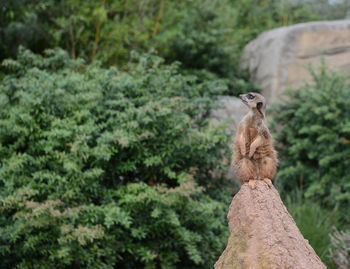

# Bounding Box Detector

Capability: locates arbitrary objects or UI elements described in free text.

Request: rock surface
[241,20,350,102]
[211,96,248,129]
[215,181,326,269]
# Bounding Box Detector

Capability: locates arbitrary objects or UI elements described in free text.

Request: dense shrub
[1,0,328,95]
[0,48,232,268]
[329,228,350,269]
[284,191,341,268]
[272,66,350,220]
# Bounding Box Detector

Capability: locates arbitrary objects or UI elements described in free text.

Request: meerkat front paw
[248,179,256,189]
[263,178,273,187]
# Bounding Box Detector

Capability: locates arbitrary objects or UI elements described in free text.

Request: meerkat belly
[252,143,271,160]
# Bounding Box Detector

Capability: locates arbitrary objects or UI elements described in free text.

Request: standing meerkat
[232,92,278,189]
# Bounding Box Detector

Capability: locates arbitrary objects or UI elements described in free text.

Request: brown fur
[232,92,278,189]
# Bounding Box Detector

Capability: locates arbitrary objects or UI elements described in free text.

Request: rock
[241,20,350,102]
[215,181,326,269]
[211,96,248,131]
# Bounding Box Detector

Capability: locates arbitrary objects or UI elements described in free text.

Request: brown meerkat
[232,92,278,189]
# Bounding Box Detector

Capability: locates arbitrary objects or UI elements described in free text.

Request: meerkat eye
[247,93,254,100]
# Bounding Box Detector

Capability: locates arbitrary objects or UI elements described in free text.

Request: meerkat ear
[257,102,263,109]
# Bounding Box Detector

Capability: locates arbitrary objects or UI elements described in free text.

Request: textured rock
[241,20,350,102]
[215,181,326,269]
[211,96,248,130]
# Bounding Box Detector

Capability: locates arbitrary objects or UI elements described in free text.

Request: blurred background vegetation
[0,0,349,268]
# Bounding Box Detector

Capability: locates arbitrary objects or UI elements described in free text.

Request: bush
[272,66,350,221]
[284,191,340,268]
[329,228,350,269]
[0,48,231,268]
[0,0,325,95]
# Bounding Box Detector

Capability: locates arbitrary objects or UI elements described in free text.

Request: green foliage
[229,0,321,51]
[329,228,350,269]
[2,1,348,267]
[0,0,331,95]
[272,66,350,221]
[0,48,231,268]
[284,190,340,268]
[1,183,228,268]
[0,0,51,60]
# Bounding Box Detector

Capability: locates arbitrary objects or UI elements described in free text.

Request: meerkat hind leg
[259,156,276,188]
[234,157,256,183]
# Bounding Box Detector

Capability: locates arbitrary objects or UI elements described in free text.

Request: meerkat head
[239,92,266,117]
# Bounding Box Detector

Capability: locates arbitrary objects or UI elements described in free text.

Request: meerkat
[232,92,277,189]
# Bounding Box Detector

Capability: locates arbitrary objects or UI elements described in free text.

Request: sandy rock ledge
[215,181,326,269]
